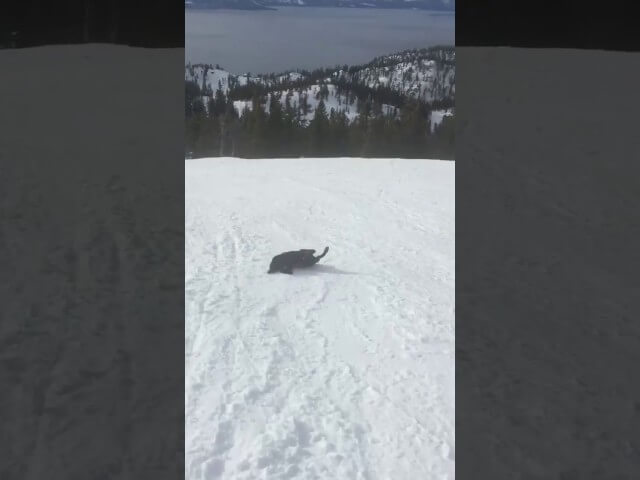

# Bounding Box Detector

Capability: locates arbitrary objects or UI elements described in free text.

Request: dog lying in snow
[268,247,329,274]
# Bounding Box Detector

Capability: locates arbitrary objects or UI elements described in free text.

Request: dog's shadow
[295,264,359,276]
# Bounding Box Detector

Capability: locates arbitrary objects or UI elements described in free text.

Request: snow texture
[186,157,455,480]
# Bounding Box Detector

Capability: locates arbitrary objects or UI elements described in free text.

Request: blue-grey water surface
[186,7,454,74]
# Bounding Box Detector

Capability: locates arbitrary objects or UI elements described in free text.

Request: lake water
[186,7,454,74]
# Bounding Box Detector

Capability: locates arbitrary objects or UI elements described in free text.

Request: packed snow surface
[185,157,455,480]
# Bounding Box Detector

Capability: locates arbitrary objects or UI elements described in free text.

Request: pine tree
[309,99,328,155]
[267,94,285,153]
[192,98,206,118]
[212,88,227,117]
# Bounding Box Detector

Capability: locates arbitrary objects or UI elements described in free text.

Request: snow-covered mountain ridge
[186,47,454,127]
[185,47,455,104]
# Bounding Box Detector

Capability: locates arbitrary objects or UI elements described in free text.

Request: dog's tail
[316,246,329,260]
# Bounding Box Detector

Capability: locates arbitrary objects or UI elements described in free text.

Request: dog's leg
[281,264,294,274]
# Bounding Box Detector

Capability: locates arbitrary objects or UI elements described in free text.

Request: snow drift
[185,157,455,480]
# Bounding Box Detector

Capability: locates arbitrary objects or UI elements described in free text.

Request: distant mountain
[186,0,454,10]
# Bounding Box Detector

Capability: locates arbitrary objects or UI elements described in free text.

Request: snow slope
[185,157,455,480]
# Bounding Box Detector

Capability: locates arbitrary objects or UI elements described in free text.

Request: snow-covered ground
[186,157,455,480]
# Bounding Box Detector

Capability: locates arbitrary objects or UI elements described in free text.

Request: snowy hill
[185,47,455,100]
[186,157,455,479]
[350,48,455,102]
[185,47,455,126]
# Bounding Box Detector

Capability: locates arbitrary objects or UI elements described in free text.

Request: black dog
[268,247,329,274]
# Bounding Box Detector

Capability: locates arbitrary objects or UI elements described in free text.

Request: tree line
[185,79,454,160]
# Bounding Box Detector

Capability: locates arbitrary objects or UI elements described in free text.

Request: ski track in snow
[186,157,454,480]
